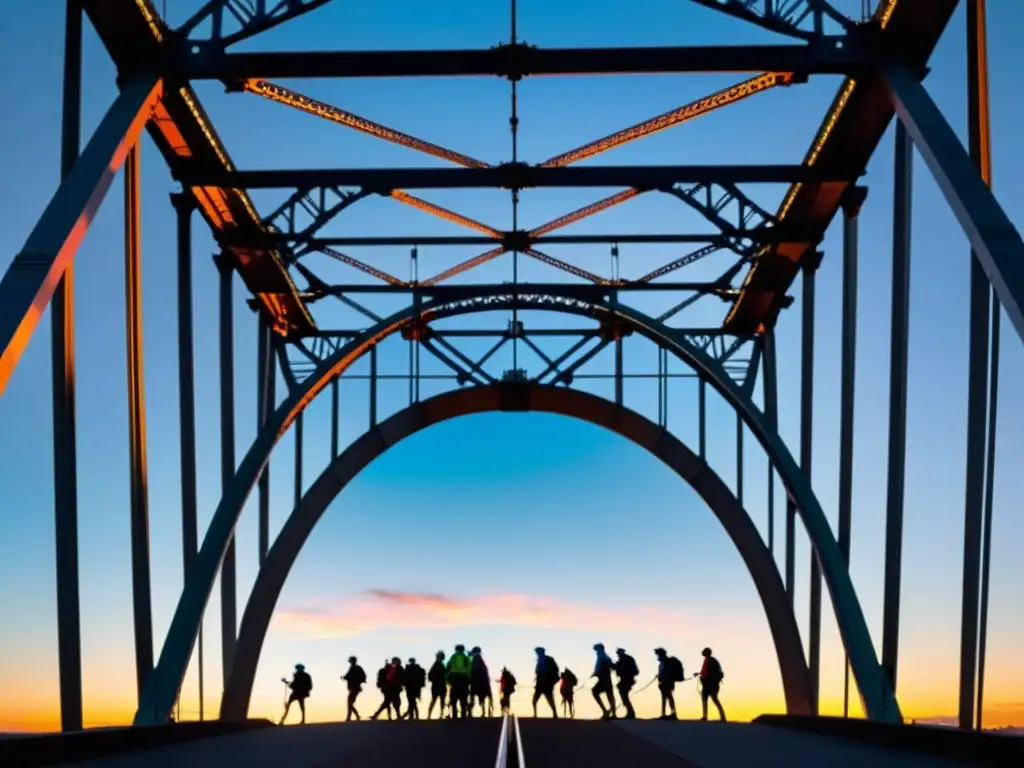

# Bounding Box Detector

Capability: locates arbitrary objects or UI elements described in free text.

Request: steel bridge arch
[134,286,901,724]
[219,383,813,719]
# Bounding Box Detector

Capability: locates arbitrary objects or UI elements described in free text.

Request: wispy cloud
[275,589,703,638]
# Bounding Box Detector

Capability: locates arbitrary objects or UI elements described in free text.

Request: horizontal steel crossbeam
[178,43,873,80]
[184,164,845,189]
[286,232,782,248]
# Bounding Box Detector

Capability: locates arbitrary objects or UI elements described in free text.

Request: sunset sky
[0,0,1022,733]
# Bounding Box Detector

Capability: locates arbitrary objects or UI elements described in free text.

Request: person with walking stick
[280,663,313,725]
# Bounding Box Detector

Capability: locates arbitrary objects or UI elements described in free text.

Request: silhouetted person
[342,656,366,721]
[280,663,313,725]
[559,668,578,718]
[655,647,683,719]
[372,657,404,720]
[469,646,493,717]
[615,647,639,719]
[698,647,727,721]
[374,659,394,719]
[499,667,517,714]
[446,644,472,719]
[532,647,559,718]
[404,657,426,720]
[427,650,448,719]
[591,643,617,719]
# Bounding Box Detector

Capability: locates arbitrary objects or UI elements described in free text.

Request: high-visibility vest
[448,652,471,677]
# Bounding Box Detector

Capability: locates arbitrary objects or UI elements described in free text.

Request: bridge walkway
[45,719,990,768]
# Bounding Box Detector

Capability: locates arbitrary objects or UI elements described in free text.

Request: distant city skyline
[1,0,1023,734]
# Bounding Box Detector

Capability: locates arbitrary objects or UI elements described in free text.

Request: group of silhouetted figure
[280,643,727,726]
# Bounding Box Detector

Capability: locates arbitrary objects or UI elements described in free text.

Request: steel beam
[762,328,778,556]
[882,121,912,694]
[838,188,864,718]
[171,191,201,720]
[179,43,870,80]
[257,321,272,567]
[294,413,304,509]
[124,145,153,701]
[330,377,339,459]
[801,262,819,715]
[959,0,993,730]
[0,75,162,396]
[53,0,83,732]
[883,64,1024,344]
[698,378,706,461]
[217,257,237,691]
[185,164,843,190]
[292,233,775,247]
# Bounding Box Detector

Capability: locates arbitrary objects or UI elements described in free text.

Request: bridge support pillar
[762,329,778,556]
[124,144,154,701]
[172,190,202,720]
[53,0,83,733]
[838,186,866,716]
[800,256,819,715]
[257,322,274,567]
[882,122,913,699]
[216,255,238,691]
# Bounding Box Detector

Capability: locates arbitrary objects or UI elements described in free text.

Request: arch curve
[134,287,900,724]
[220,384,812,720]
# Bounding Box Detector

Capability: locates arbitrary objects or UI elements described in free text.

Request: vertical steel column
[736,413,744,505]
[959,0,993,731]
[330,377,339,459]
[294,413,304,508]
[838,187,865,716]
[216,256,237,689]
[256,322,271,567]
[698,378,706,461]
[369,345,378,428]
[801,259,820,714]
[614,335,623,406]
[762,329,778,555]
[172,191,202,721]
[882,121,913,694]
[53,0,83,733]
[124,146,153,700]
[976,296,999,730]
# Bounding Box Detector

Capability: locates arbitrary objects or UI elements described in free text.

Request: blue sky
[0,0,1022,729]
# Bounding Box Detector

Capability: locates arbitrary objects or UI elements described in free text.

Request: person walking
[427,650,448,719]
[279,663,313,725]
[404,657,426,720]
[446,644,473,719]
[591,643,617,719]
[532,647,560,718]
[341,656,366,722]
[655,648,684,720]
[614,647,639,719]
[698,647,727,722]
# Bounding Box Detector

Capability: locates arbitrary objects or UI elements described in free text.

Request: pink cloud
[274,589,704,639]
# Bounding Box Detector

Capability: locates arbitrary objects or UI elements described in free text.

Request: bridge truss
[1,0,1023,734]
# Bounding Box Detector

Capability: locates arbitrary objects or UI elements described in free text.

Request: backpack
[385,665,402,687]
[620,654,639,680]
[706,657,724,683]
[667,657,685,682]
[543,656,560,686]
[349,666,366,686]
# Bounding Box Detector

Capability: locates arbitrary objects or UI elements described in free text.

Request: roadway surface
[52,718,988,767]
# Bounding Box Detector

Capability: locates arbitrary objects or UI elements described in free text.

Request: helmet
[348,656,357,664]
[593,643,605,650]
[702,647,712,656]
[535,647,545,655]
[409,657,416,664]
[436,650,446,659]
[391,656,401,664]
[654,647,666,657]
[471,646,481,654]
[455,643,465,652]
[295,663,305,670]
